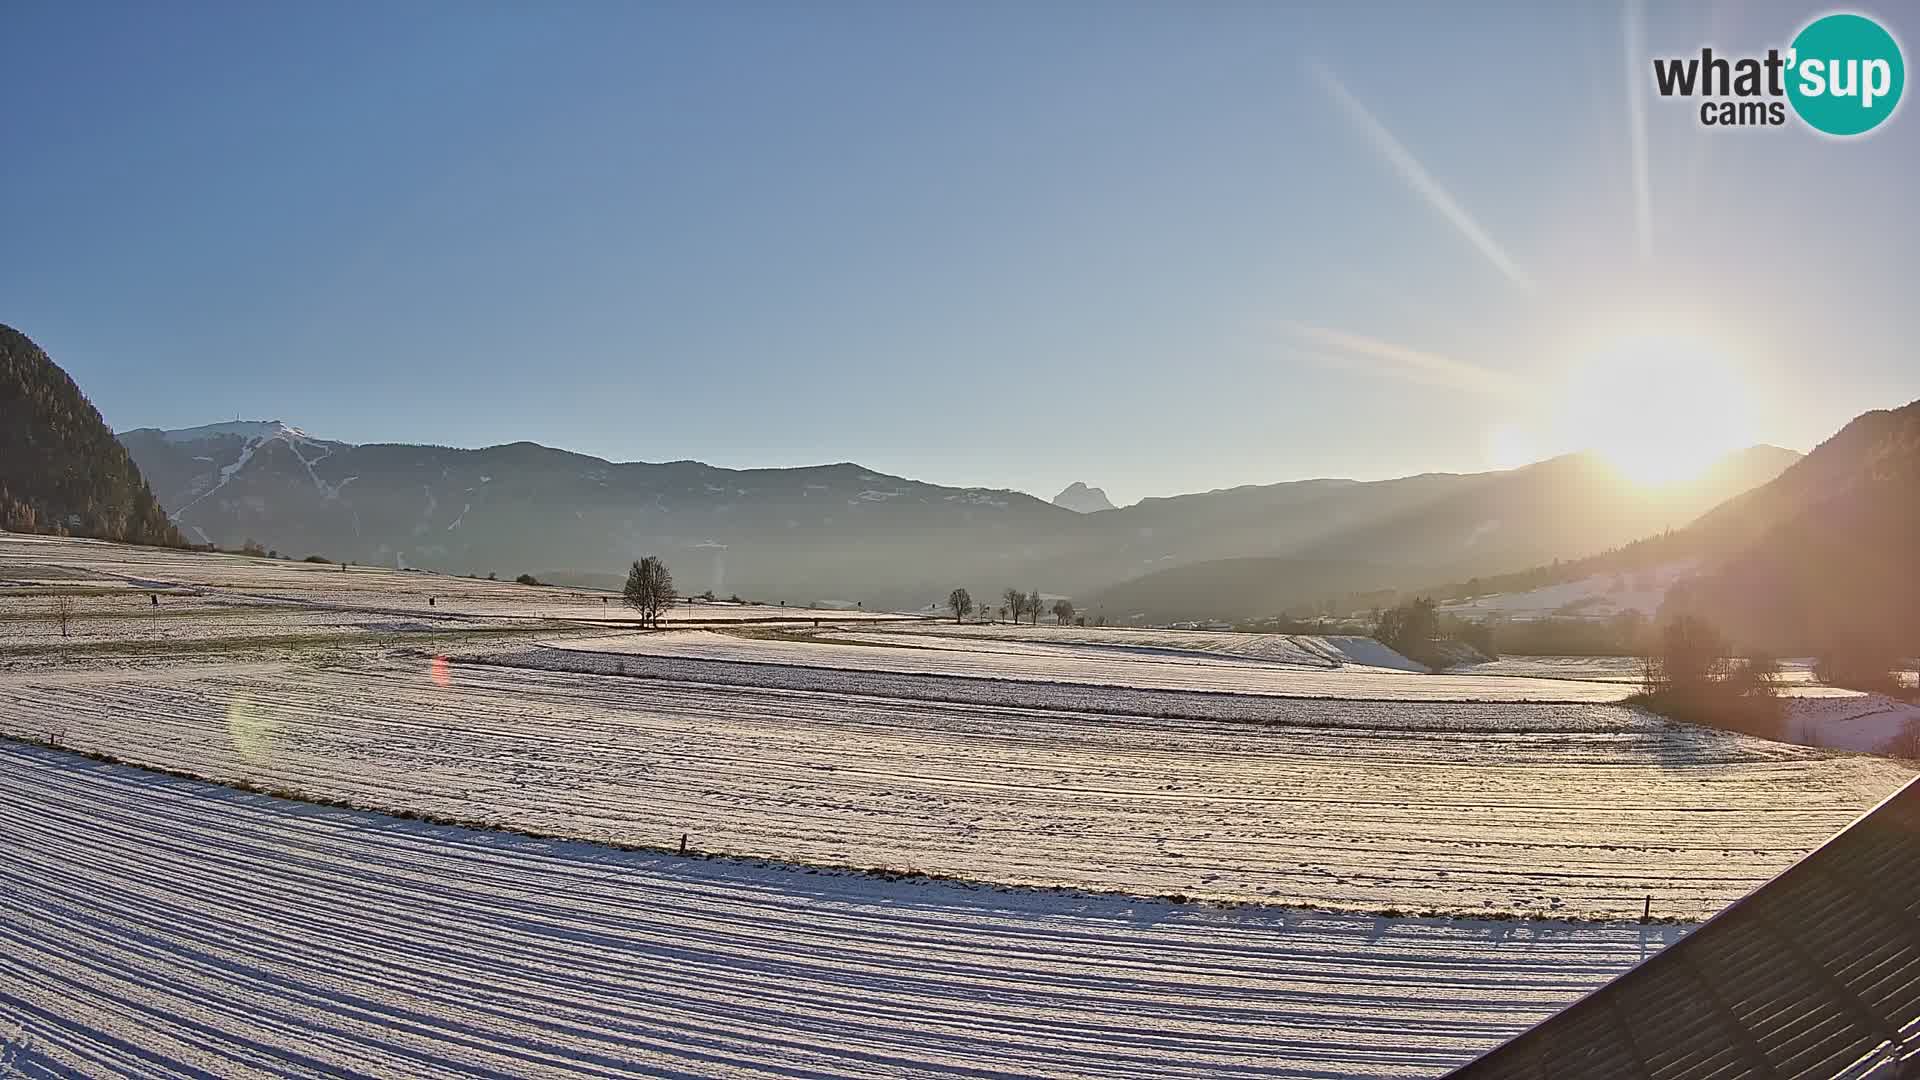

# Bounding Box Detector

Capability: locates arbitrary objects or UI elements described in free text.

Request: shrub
[514,573,541,586]
[1634,616,1782,739]
[1815,634,1901,694]
[1374,597,1443,667]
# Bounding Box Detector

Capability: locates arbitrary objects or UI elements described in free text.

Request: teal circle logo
[1787,13,1905,136]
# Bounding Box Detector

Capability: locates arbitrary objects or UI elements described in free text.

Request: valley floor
[0,741,1685,1080]
[0,652,1907,919]
[4,532,1915,1076]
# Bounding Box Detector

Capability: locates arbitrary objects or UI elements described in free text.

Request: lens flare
[226,692,278,767]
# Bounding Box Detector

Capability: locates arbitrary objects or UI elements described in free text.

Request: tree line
[945,587,1076,626]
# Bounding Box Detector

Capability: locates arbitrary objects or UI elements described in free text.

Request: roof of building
[1446,776,1920,1079]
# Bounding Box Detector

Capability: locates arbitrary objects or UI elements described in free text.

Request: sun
[1554,329,1760,487]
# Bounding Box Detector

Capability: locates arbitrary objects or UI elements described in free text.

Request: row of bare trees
[945,587,1074,625]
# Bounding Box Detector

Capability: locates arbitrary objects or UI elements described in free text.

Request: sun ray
[1624,0,1654,259]
[1284,322,1528,400]
[1308,62,1537,293]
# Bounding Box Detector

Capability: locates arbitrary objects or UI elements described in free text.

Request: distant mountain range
[1,324,178,546]
[117,418,1801,611]
[1078,446,1804,622]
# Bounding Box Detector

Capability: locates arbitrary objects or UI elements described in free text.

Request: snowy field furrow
[1,657,1906,918]
[546,631,1633,703]
[0,742,1688,1079]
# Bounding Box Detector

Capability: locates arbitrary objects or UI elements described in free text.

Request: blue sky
[4,1,1915,504]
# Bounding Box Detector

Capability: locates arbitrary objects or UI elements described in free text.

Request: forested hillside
[0,324,180,546]
[1666,399,1920,655]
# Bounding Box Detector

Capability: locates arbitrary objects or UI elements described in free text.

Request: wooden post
[679,833,688,856]
[1643,895,1652,923]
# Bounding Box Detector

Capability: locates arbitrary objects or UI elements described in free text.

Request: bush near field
[1630,615,1783,740]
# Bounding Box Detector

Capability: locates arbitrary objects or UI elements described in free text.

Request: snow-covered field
[546,629,1633,703]
[1787,694,1920,755]
[0,533,913,627]
[850,622,1429,670]
[0,741,1691,1079]
[5,532,1917,1075]
[1446,655,1647,683]
[1,653,1906,919]
[1448,656,1912,695]
[0,593,512,647]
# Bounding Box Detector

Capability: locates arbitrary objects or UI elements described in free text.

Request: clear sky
[4,1,1915,505]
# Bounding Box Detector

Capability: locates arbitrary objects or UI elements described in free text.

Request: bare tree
[1640,614,1728,698]
[1052,599,1074,625]
[947,588,973,624]
[1026,589,1042,626]
[1003,587,1024,625]
[623,556,677,629]
[51,594,75,639]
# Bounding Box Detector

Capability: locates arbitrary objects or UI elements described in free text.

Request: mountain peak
[135,420,323,445]
[1052,482,1116,513]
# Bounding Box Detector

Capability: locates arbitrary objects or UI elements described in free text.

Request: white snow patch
[153,420,300,444]
[167,437,265,520]
[1787,694,1920,754]
[1441,562,1697,622]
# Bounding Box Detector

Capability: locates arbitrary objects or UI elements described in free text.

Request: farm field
[1452,654,1919,690]
[816,628,1413,672]
[847,622,1430,669]
[1,651,1907,919]
[0,593,513,648]
[550,629,1635,703]
[0,741,1690,1079]
[0,533,910,628]
[5,534,1917,1077]
[1446,656,1647,683]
